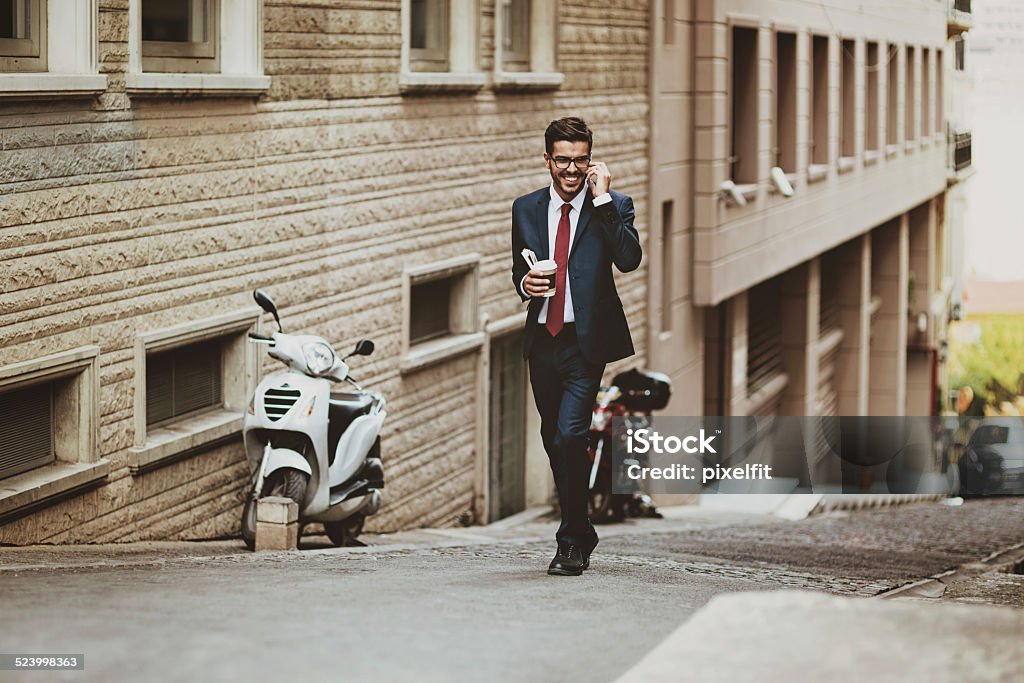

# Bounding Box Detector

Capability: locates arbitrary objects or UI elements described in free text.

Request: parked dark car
[958,418,1024,495]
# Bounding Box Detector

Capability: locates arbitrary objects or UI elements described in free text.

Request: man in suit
[511,117,642,576]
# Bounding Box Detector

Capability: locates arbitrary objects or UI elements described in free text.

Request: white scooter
[240,289,385,549]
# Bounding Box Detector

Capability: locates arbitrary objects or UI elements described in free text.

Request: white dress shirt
[525,184,612,324]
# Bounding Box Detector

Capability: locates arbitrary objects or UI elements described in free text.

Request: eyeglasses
[550,156,591,170]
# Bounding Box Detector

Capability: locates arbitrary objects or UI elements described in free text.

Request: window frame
[492,0,562,91]
[401,0,484,92]
[0,0,45,71]
[500,0,530,72]
[865,41,880,154]
[125,0,269,96]
[130,308,260,474]
[727,21,759,188]
[0,346,108,524]
[401,254,484,373]
[409,0,449,72]
[0,0,106,98]
[141,0,219,74]
[810,34,830,170]
[774,30,798,175]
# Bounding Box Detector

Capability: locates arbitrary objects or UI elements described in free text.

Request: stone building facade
[646,0,969,487]
[0,0,650,543]
[0,0,972,543]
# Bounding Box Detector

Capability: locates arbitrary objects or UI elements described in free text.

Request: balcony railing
[954,131,972,172]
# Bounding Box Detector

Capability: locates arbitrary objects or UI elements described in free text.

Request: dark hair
[544,117,593,154]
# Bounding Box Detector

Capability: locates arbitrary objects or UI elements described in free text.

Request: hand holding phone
[586,161,611,196]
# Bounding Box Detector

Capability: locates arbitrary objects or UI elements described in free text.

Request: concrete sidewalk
[2,498,1023,682]
[616,590,1024,683]
[0,505,770,573]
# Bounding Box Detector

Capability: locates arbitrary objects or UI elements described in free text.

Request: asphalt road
[1,498,1022,683]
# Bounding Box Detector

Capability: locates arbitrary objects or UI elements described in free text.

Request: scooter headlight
[302,341,336,376]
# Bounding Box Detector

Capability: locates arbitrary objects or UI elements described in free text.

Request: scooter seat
[327,392,375,464]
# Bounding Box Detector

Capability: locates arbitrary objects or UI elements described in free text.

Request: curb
[877,541,1024,601]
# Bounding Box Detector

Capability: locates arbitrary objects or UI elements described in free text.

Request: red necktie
[546,203,572,337]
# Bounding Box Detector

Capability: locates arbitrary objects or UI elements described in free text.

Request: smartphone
[587,162,598,192]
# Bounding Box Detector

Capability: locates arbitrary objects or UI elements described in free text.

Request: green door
[489,333,527,521]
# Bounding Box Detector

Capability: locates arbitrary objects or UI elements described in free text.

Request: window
[663,0,674,46]
[409,0,448,72]
[905,46,915,143]
[865,42,879,153]
[402,255,483,372]
[729,26,758,186]
[887,43,898,149]
[840,39,855,162]
[410,278,455,345]
[921,48,931,138]
[0,381,53,480]
[492,0,560,90]
[500,0,529,72]
[0,0,105,96]
[401,0,485,92]
[141,0,218,73]
[936,50,943,132]
[775,32,797,174]
[126,0,269,96]
[747,278,783,396]
[811,35,829,171]
[0,0,45,72]
[954,36,965,71]
[131,309,259,474]
[661,200,674,333]
[146,338,222,426]
[0,347,106,521]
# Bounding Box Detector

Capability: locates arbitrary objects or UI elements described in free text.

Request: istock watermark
[609,416,1024,497]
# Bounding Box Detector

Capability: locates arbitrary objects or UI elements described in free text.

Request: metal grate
[264,386,301,422]
[0,382,54,480]
[146,338,222,426]
[954,131,972,171]
[747,279,783,395]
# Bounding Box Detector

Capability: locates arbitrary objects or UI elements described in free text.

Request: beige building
[0,0,649,543]
[0,0,971,544]
[648,0,970,469]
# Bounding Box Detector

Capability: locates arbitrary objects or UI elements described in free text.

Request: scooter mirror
[353,339,374,356]
[253,289,282,332]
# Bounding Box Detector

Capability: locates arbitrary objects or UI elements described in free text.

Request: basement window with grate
[130,309,260,474]
[145,338,222,427]
[401,255,484,373]
[0,347,107,521]
[0,381,54,481]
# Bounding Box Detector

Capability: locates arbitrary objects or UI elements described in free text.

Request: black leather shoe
[547,544,586,576]
[582,534,599,571]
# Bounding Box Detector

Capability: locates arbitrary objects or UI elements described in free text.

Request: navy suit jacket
[511,187,642,364]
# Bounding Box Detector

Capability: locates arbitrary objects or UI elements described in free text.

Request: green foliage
[949,314,1024,403]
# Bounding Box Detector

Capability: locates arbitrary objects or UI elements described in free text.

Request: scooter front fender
[263,447,313,478]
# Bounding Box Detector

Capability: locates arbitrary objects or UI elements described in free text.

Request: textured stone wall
[0,0,650,543]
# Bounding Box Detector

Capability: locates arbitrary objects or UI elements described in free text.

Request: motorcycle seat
[327,392,375,462]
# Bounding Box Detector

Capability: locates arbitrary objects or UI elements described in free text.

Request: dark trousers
[528,324,604,548]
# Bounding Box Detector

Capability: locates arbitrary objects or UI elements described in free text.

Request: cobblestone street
[2,498,1022,681]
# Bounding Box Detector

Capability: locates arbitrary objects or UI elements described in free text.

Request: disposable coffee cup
[533,259,557,298]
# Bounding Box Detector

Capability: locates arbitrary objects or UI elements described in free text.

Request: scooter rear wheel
[324,513,365,547]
